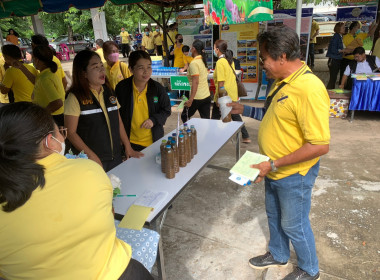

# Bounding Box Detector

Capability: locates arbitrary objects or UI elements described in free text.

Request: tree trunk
[68,25,73,42]
[370,1,380,53]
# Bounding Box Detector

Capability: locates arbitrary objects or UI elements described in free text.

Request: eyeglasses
[259,56,266,65]
[47,127,67,140]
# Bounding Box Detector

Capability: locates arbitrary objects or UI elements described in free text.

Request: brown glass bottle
[160,139,167,173]
[187,129,194,159]
[218,86,232,122]
[171,140,179,173]
[164,145,175,179]
[190,125,197,155]
[178,134,187,167]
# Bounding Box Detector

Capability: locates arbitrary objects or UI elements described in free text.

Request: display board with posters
[336,5,378,21]
[203,0,273,25]
[178,10,213,68]
[220,23,259,83]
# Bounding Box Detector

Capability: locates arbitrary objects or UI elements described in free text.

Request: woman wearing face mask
[64,50,143,171]
[115,51,171,152]
[171,34,185,68]
[103,41,132,90]
[142,28,155,55]
[181,40,211,123]
[153,27,163,56]
[0,102,154,280]
[32,45,66,127]
[212,40,250,143]
[341,21,378,79]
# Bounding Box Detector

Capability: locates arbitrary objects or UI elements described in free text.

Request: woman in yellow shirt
[103,41,132,90]
[181,40,211,123]
[32,45,65,126]
[0,102,153,280]
[212,39,250,143]
[171,34,185,68]
[65,50,142,171]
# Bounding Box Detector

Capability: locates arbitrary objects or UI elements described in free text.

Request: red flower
[211,10,221,25]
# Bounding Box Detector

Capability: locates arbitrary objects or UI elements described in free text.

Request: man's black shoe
[283,267,320,280]
[248,252,288,270]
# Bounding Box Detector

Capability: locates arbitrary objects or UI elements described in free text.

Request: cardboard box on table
[328,90,352,118]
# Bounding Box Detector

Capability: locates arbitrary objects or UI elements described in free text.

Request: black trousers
[211,103,250,139]
[156,45,163,56]
[340,58,351,84]
[102,156,122,172]
[130,142,147,152]
[326,58,342,89]
[308,43,315,67]
[121,44,130,57]
[118,258,154,280]
[181,96,211,123]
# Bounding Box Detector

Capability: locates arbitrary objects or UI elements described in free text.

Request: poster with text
[221,22,259,83]
[338,0,378,6]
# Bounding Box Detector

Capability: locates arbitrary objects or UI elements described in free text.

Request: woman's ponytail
[192,39,208,69]
[49,60,58,73]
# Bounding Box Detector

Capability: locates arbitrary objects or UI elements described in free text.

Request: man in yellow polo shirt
[120,27,131,58]
[142,28,155,55]
[153,26,163,56]
[308,19,319,69]
[31,34,67,90]
[229,26,330,280]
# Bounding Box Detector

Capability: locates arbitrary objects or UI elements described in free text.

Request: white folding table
[110,118,243,279]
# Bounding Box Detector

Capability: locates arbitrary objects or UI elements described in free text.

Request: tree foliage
[273,0,340,9]
[0,17,34,38]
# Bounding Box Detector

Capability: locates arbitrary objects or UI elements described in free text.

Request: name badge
[154,96,159,103]
[109,96,117,104]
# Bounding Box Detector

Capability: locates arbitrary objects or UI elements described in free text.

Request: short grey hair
[258,26,300,61]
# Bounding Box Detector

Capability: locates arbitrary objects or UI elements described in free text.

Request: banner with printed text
[220,22,260,83]
[203,0,273,25]
[338,0,378,6]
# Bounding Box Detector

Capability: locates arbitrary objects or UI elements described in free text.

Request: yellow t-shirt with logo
[120,31,130,44]
[153,31,163,46]
[310,20,319,44]
[0,153,131,280]
[343,32,368,60]
[105,61,132,90]
[188,56,210,100]
[33,68,65,115]
[130,81,153,147]
[213,58,237,101]
[2,63,38,102]
[174,45,185,68]
[142,35,155,50]
[258,63,330,180]
[64,88,120,151]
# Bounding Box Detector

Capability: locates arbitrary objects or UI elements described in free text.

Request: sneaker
[248,252,288,270]
[282,267,320,280]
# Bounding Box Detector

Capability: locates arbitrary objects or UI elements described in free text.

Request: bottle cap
[168,136,173,141]
[162,139,167,143]
[165,145,172,148]
[187,129,191,132]
[184,123,188,126]
[171,140,176,144]
[172,133,177,136]
[190,125,195,128]
[220,86,225,89]
[179,134,184,138]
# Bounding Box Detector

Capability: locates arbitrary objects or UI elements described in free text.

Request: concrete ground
[61,53,380,280]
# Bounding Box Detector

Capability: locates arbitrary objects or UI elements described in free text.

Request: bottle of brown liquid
[190,125,197,155]
[171,139,179,173]
[178,134,187,167]
[164,145,175,179]
[160,139,167,173]
[184,130,191,163]
[186,129,194,159]
[218,86,232,122]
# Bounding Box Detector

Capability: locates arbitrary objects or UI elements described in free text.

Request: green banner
[338,0,379,6]
[203,0,273,25]
[170,76,191,91]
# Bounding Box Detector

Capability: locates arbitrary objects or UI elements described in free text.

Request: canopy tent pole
[296,0,302,41]
[0,28,4,47]
[31,13,45,35]
[90,8,108,42]
[161,5,170,67]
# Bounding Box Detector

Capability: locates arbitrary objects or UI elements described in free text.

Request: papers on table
[229,151,269,185]
[118,190,168,230]
[351,73,380,80]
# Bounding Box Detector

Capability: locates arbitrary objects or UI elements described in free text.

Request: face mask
[145,32,150,35]
[178,39,183,43]
[188,51,192,57]
[108,53,119,63]
[156,29,160,32]
[46,136,66,156]
[213,50,218,57]
[355,29,360,35]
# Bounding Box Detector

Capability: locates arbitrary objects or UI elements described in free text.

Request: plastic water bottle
[171,140,179,173]
[164,145,175,179]
[160,139,167,173]
[178,134,187,167]
[190,125,197,155]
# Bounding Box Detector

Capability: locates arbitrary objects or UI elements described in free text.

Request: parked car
[18,38,33,58]
[50,34,93,53]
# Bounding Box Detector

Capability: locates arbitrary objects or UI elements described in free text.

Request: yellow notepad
[118,205,153,230]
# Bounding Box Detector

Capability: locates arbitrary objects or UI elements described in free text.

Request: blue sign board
[274,8,313,18]
[336,5,378,21]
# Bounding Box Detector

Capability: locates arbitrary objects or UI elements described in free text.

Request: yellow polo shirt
[258,63,330,180]
[120,31,130,44]
[184,55,194,65]
[2,63,38,102]
[174,44,185,68]
[0,153,131,280]
[168,30,176,46]
[153,31,163,46]
[373,38,380,59]
[64,88,120,151]
[213,58,237,101]
[53,55,66,81]
[188,56,210,100]
[343,33,368,60]
[33,68,65,115]
[310,20,319,44]
[96,48,106,63]
[105,61,132,90]
[142,35,155,51]
[130,81,153,147]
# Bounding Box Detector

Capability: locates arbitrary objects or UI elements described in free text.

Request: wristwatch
[270,160,278,172]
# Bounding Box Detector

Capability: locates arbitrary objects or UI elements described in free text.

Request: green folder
[230,151,269,181]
